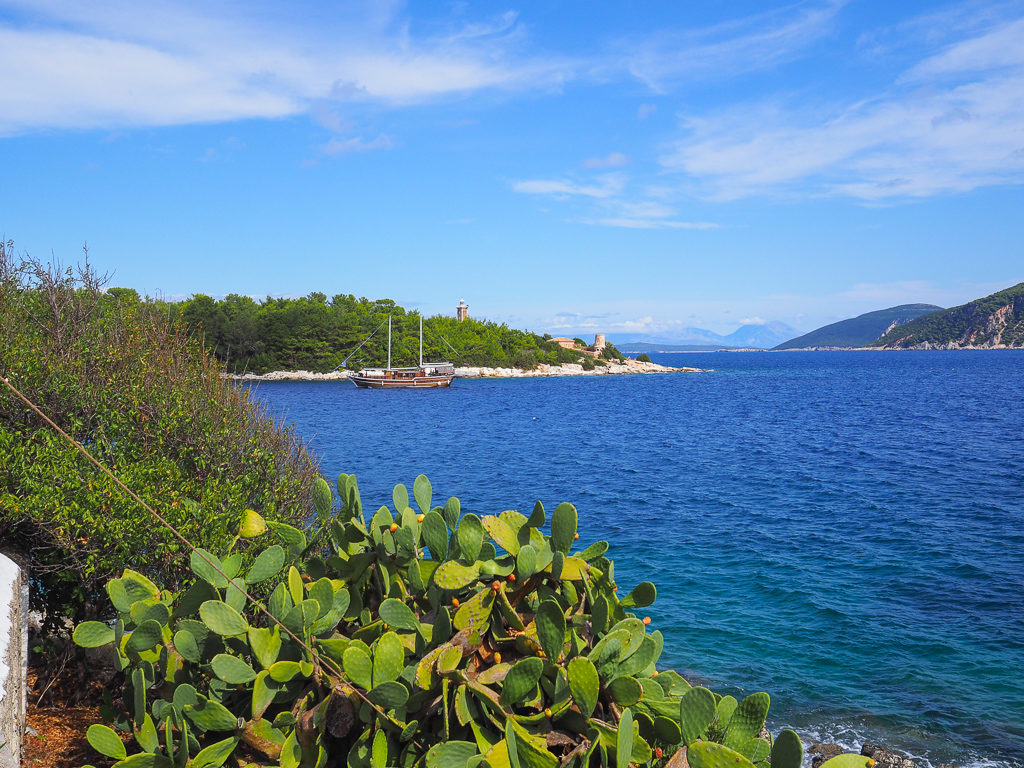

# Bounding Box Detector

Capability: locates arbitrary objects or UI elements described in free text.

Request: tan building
[456,299,469,322]
[550,337,577,350]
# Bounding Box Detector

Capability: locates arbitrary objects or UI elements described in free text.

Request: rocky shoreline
[228,358,707,382]
[808,741,960,768]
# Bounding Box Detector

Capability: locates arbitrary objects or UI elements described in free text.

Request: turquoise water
[247,351,1024,767]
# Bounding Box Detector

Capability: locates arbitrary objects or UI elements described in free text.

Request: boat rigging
[348,316,455,389]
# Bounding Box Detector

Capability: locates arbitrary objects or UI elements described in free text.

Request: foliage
[635,354,652,364]
[599,343,626,362]
[71,473,866,768]
[0,242,320,631]
[772,304,943,350]
[169,293,587,373]
[870,283,1024,348]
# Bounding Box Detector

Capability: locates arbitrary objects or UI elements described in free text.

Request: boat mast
[419,315,423,367]
[387,316,392,370]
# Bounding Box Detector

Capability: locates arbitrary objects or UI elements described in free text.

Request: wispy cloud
[583,152,630,168]
[584,217,718,230]
[660,6,1024,200]
[0,0,572,135]
[637,103,657,121]
[617,0,846,91]
[323,134,395,155]
[513,173,718,230]
[511,175,625,198]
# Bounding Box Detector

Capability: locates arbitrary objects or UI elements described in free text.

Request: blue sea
[246,351,1024,768]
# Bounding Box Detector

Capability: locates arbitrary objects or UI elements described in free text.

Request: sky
[2,0,1023,338]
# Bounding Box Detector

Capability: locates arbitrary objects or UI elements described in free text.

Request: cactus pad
[550,503,577,554]
[535,600,566,662]
[500,657,544,706]
[770,729,803,768]
[687,741,757,768]
[680,686,716,745]
[723,692,770,750]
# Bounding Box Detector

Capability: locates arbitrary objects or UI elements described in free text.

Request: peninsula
[230,355,705,382]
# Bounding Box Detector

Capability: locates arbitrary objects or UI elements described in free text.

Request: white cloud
[323,134,394,155]
[637,103,657,120]
[740,317,766,325]
[511,175,625,198]
[514,173,720,230]
[0,1,572,135]
[586,218,718,230]
[583,152,630,168]
[619,1,846,91]
[660,9,1024,200]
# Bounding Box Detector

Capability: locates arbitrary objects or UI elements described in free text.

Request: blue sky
[2,0,1023,337]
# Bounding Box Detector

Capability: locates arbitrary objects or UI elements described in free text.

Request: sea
[245,351,1024,768]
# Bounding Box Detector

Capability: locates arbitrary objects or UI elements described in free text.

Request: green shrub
[513,349,540,371]
[601,343,626,362]
[636,354,652,363]
[580,357,596,371]
[0,243,319,631]
[73,473,836,768]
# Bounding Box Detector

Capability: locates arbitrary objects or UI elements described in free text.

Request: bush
[513,349,540,371]
[580,357,596,371]
[636,354,652,363]
[73,474,827,768]
[0,243,319,632]
[601,343,626,362]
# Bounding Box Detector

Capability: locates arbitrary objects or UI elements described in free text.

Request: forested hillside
[871,283,1024,349]
[160,292,623,372]
[774,304,942,349]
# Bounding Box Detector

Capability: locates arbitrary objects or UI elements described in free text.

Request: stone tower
[457,299,469,322]
[593,333,606,351]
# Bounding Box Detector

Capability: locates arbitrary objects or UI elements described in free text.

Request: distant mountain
[774,304,943,350]
[612,321,798,351]
[724,321,798,349]
[617,342,723,353]
[871,283,1024,349]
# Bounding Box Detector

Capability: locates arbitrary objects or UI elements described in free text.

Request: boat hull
[350,373,454,388]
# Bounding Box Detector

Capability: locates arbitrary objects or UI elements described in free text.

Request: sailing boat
[349,316,455,388]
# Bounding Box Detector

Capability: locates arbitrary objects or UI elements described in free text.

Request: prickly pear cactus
[73,472,778,768]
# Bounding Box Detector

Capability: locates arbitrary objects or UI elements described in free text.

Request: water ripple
[248,351,1024,768]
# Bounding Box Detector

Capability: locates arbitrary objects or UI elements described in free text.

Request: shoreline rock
[228,358,708,382]
[806,741,961,768]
